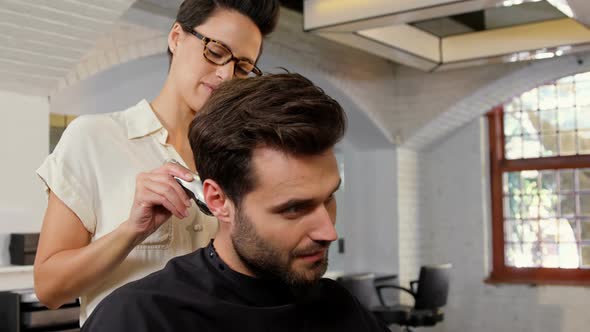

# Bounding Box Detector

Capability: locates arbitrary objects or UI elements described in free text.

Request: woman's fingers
[149,173,191,205]
[142,176,190,218]
[155,161,195,182]
[138,189,178,222]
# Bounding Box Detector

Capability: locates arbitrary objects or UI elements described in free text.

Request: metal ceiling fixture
[304,0,590,71]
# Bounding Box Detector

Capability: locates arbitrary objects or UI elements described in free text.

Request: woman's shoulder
[65,111,125,136]
[59,102,148,146]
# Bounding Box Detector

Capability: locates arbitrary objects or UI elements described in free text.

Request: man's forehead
[249,147,339,196]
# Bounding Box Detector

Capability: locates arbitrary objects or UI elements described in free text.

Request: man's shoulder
[313,278,390,332]
[82,251,207,331]
[121,248,205,292]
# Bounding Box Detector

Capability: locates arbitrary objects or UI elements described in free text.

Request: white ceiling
[0,0,139,96]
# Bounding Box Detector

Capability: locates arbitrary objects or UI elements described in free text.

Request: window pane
[578,107,590,130]
[540,170,557,192]
[507,243,542,268]
[581,245,590,267]
[504,195,521,219]
[560,194,575,216]
[559,169,575,192]
[504,112,522,136]
[504,220,521,242]
[540,134,558,157]
[539,218,558,242]
[559,242,580,268]
[580,169,590,190]
[505,243,520,267]
[539,85,557,110]
[504,172,521,195]
[559,131,576,156]
[581,220,590,240]
[558,219,577,243]
[522,195,539,219]
[521,88,538,112]
[541,243,559,268]
[539,109,557,132]
[505,136,523,159]
[522,219,539,242]
[522,134,541,158]
[522,111,539,134]
[539,194,558,218]
[522,243,542,267]
[557,83,575,108]
[581,193,590,217]
[521,171,539,195]
[579,130,590,155]
[557,108,576,132]
[576,80,590,106]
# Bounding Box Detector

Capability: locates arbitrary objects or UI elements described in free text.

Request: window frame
[487,106,590,285]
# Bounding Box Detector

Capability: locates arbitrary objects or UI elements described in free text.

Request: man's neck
[212,235,257,278]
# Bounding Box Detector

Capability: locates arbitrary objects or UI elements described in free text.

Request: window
[487,71,590,285]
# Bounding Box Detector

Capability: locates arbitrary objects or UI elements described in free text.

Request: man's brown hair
[188,73,347,205]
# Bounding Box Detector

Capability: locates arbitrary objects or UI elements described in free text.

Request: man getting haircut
[82,73,389,332]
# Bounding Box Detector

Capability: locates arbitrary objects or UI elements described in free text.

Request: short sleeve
[37,116,100,234]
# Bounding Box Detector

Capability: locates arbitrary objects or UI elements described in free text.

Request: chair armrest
[375,285,416,306]
[374,274,398,283]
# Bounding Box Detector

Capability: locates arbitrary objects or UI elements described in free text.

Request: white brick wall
[395,148,423,304]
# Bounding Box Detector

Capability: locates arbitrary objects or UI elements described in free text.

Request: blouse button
[193,224,203,232]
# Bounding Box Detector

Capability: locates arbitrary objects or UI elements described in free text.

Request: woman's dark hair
[189,73,347,206]
[168,0,280,61]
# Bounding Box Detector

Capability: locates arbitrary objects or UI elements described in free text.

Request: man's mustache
[291,240,331,257]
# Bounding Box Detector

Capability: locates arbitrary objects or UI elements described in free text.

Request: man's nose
[308,205,338,243]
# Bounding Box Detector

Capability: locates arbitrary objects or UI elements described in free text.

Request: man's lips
[298,250,327,262]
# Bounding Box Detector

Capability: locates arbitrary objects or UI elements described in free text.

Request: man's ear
[168,22,183,55]
[203,179,233,224]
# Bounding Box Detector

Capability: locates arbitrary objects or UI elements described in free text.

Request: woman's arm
[34,192,138,309]
[34,163,194,309]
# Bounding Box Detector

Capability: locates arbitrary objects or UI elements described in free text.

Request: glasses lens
[235,61,256,78]
[204,43,231,64]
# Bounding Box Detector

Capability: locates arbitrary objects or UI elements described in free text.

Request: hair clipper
[173,173,213,216]
[165,159,212,216]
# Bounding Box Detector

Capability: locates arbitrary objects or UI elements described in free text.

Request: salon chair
[337,264,451,332]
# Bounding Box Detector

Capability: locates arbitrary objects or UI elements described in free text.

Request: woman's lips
[202,83,218,93]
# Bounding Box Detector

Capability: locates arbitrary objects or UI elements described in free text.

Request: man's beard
[231,207,330,288]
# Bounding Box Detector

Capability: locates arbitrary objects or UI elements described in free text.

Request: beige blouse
[37,100,218,325]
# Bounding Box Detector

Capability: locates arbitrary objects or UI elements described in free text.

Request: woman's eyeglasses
[188,29,262,78]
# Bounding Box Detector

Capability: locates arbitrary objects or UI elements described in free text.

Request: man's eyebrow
[331,179,342,196]
[269,179,342,213]
[270,198,315,213]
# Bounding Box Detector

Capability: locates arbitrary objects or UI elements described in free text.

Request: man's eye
[281,204,308,218]
[283,206,301,214]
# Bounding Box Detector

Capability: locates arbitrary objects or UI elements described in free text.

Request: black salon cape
[82,242,389,332]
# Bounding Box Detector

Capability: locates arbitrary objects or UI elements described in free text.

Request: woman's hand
[126,161,194,244]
